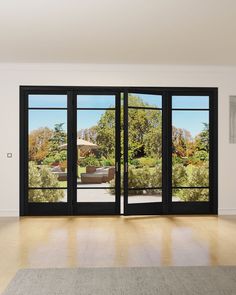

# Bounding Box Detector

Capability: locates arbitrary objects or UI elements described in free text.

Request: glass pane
[76,109,116,198]
[172,111,209,190]
[77,95,115,108]
[28,189,67,203]
[128,93,162,108]
[29,95,67,108]
[172,189,209,202]
[128,109,162,189]
[77,189,115,202]
[172,96,209,109]
[128,189,162,203]
[28,110,67,189]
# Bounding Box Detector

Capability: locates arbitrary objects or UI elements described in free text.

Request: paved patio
[62,183,180,206]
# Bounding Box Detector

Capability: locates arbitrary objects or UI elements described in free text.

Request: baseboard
[0,209,235,217]
[218,208,236,215]
[0,210,19,217]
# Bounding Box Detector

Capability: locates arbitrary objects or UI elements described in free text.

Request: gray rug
[2,267,236,295]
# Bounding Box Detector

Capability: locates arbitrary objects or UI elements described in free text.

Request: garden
[28,95,209,202]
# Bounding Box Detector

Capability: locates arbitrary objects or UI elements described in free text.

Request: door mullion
[166,91,173,213]
[162,91,169,214]
[209,89,218,214]
[123,91,128,214]
[67,90,77,215]
[115,93,121,214]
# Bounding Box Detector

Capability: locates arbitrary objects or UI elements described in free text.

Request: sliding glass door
[21,90,70,215]
[20,86,217,216]
[169,91,217,214]
[75,92,120,214]
[123,89,217,215]
[123,91,164,214]
[20,88,121,215]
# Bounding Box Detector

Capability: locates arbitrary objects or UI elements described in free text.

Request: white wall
[0,63,235,216]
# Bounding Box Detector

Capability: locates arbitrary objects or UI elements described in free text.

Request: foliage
[100,157,115,167]
[195,123,209,152]
[176,188,209,202]
[28,95,210,202]
[130,165,162,194]
[173,163,209,201]
[29,123,67,166]
[110,165,162,195]
[172,126,194,158]
[130,157,159,168]
[29,127,53,163]
[94,95,162,159]
[172,163,188,187]
[110,163,209,201]
[43,123,67,165]
[95,110,116,158]
[28,162,64,202]
[78,155,100,167]
[127,99,162,159]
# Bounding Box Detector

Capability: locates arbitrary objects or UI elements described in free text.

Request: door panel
[25,92,70,215]
[169,92,216,214]
[124,91,164,215]
[75,93,120,214]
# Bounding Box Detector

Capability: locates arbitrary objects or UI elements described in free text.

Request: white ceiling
[0,0,236,65]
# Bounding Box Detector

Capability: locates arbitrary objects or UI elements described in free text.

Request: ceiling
[0,0,236,65]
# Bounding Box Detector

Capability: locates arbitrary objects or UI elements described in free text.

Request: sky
[28,94,209,137]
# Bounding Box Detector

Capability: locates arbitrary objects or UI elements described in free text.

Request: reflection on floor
[0,216,236,293]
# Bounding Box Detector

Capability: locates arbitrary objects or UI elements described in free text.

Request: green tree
[29,127,53,163]
[95,95,162,160]
[172,127,193,158]
[195,123,209,152]
[95,110,115,158]
[44,123,67,165]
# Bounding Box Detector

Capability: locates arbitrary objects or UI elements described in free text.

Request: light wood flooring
[0,215,236,292]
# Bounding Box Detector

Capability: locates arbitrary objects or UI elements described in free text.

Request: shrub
[130,157,159,168]
[109,165,162,195]
[43,150,67,166]
[191,151,209,164]
[101,157,115,166]
[172,163,188,187]
[111,162,209,201]
[176,188,208,202]
[130,158,140,167]
[139,157,157,167]
[174,163,209,201]
[28,162,64,202]
[79,155,100,167]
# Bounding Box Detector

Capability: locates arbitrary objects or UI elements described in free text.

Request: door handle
[125,162,128,173]
[116,162,119,172]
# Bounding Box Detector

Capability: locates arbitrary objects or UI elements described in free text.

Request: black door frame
[20,86,218,216]
[123,88,166,215]
[74,90,121,215]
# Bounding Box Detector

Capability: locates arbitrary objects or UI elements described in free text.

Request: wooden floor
[0,215,236,292]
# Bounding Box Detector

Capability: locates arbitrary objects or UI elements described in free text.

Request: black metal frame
[168,89,218,215]
[123,89,165,215]
[74,90,121,215]
[20,86,218,216]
